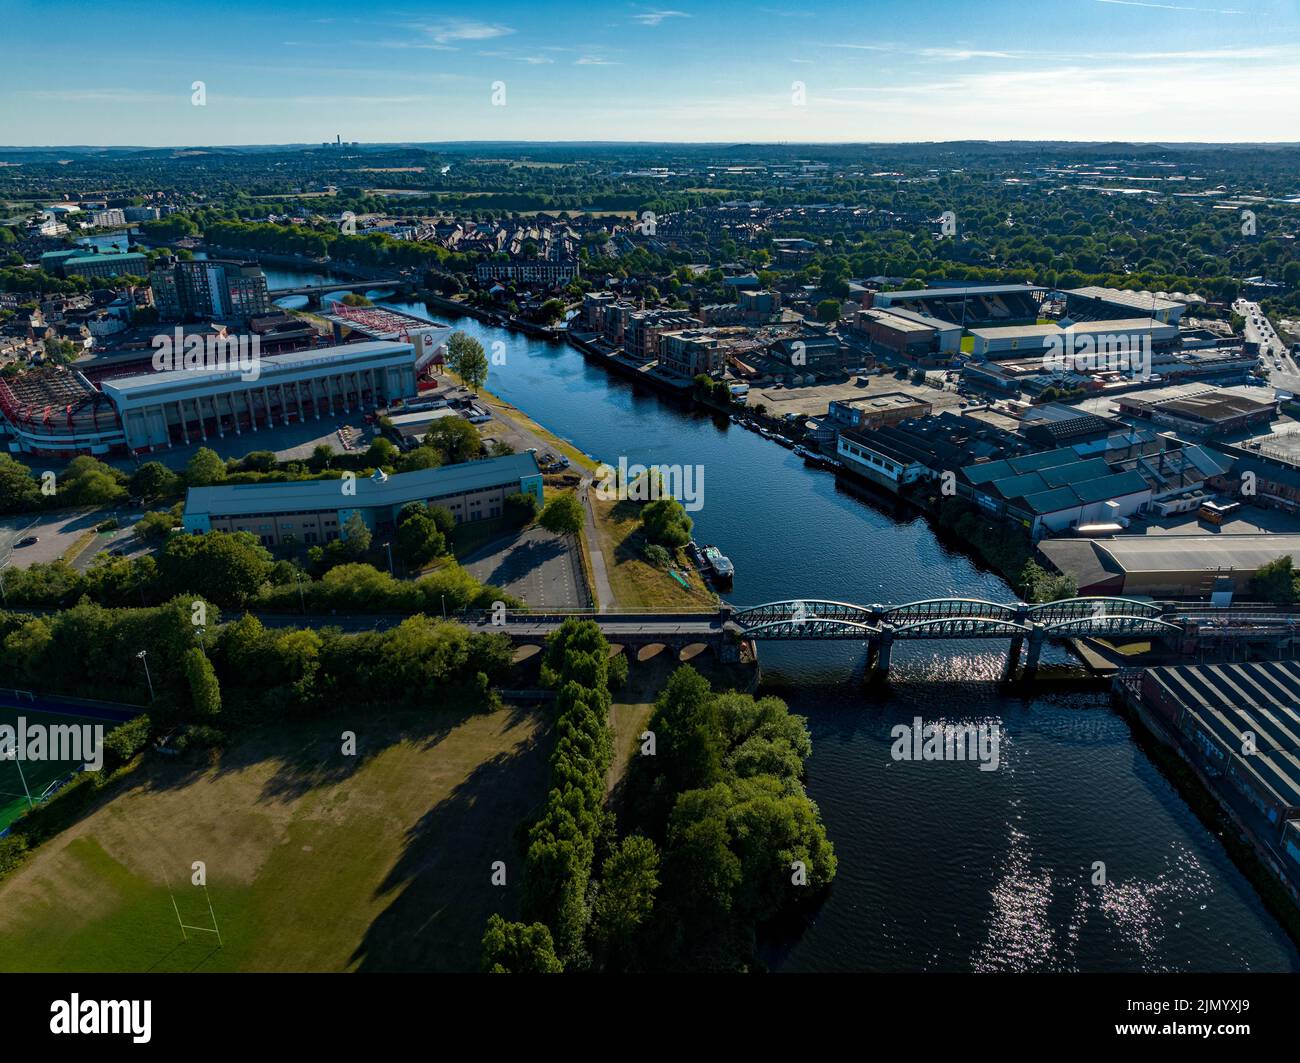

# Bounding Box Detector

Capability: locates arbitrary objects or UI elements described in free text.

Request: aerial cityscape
[1,0,1298,1043]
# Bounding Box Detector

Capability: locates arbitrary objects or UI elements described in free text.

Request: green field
[0,706,551,972]
[0,708,110,833]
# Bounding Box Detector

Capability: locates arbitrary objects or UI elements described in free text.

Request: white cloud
[1095,0,1244,13]
[631,10,690,26]
[413,19,515,46]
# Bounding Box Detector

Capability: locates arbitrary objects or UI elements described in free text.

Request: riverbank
[259,276,1300,972]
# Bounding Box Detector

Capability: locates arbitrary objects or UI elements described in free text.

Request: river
[265,268,1300,972]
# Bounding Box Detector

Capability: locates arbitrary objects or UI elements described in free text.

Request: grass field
[0,706,551,973]
[0,708,109,833]
[588,495,716,610]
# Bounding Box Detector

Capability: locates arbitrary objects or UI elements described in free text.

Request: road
[1235,296,1297,377]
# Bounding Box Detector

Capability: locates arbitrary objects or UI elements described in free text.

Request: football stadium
[1,330,448,458]
[868,283,1046,326]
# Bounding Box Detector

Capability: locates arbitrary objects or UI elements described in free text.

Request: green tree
[445,331,490,392]
[182,645,221,717]
[481,914,563,973]
[1249,555,1299,604]
[1020,559,1078,603]
[185,447,227,487]
[135,509,178,541]
[0,454,40,514]
[539,493,583,535]
[395,508,446,568]
[504,491,540,527]
[59,456,128,505]
[537,298,565,325]
[129,461,180,501]
[816,298,841,323]
[425,417,481,465]
[641,497,692,548]
[397,446,442,473]
[157,531,273,607]
[364,437,399,467]
[340,511,372,559]
[590,835,660,968]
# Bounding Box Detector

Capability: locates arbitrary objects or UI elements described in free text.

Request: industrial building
[41,250,150,282]
[1038,532,1300,597]
[827,392,933,432]
[833,412,1031,494]
[843,307,962,362]
[961,447,1152,538]
[1128,661,1300,885]
[182,452,544,545]
[1114,383,1278,438]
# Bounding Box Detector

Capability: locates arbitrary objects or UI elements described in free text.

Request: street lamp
[136,649,154,701]
[383,541,394,576]
[195,626,207,656]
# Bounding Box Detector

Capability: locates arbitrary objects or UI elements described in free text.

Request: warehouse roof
[1143,661,1300,813]
[1097,533,1300,574]
[185,452,539,518]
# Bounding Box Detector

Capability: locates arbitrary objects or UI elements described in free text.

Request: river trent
[269,273,1300,972]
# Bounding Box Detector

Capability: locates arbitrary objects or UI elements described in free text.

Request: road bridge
[269,279,412,307]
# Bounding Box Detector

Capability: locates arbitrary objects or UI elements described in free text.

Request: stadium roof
[1065,286,1187,313]
[101,340,413,398]
[185,452,540,518]
[875,283,1044,301]
[968,317,1178,340]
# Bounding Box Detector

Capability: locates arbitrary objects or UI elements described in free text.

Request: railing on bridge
[470,597,1295,680]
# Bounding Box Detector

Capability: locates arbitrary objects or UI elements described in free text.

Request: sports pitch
[0,706,108,834]
[0,706,551,972]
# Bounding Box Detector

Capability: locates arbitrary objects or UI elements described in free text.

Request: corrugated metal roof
[1146,661,1300,812]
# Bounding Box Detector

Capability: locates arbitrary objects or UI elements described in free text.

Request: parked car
[16,535,38,546]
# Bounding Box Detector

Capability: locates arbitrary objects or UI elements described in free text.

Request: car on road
[15,535,38,547]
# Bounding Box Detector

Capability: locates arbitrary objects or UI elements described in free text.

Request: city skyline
[2,0,1298,145]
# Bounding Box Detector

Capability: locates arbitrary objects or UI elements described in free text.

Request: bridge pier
[1006,634,1024,674]
[869,625,895,682]
[1022,624,1046,678]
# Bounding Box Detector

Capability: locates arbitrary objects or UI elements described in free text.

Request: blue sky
[2,0,1297,144]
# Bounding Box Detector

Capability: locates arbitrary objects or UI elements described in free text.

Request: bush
[643,543,671,568]
[641,498,692,549]
[539,493,584,535]
[102,714,152,771]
